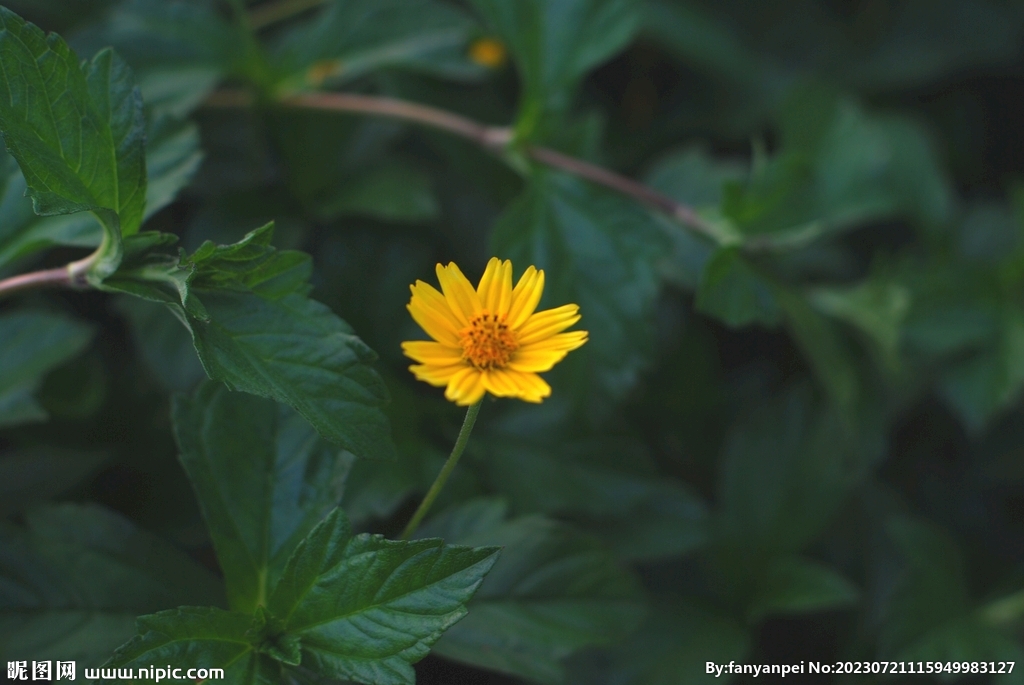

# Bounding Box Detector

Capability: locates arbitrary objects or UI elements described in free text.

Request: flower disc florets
[460,312,519,369]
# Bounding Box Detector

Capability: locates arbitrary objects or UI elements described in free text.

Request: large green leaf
[492,173,667,403]
[809,275,912,371]
[0,504,224,664]
[866,516,1024,675]
[774,285,862,414]
[0,111,199,271]
[746,555,859,622]
[715,89,953,248]
[314,162,439,223]
[72,0,241,117]
[480,432,708,561]
[645,145,748,210]
[172,382,353,613]
[874,515,971,657]
[421,500,647,684]
[695,247,781,328]
[0,311,93,428]
[101,607,276,685]
[0,447,107,514]
[190,290,394,459]
[468,0,640,117]
[717,383,885,555]
[104,224,397,460]
[0,7,146,281]
[567,598,749,685]
[938,303,1024,431]
[143,114,203,220]
[272,0,482,89]
[115,296,206,392]
[266,509,500,685]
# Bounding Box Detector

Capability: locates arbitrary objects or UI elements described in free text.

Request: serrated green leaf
[267,509,500,685]
[422,502,646,684]
[172,382,354,613]
[104,223,397,460]
[747,555,859,622]
[272,0,482,89]
[187,222,313,297]
[0,311,93,428]
[0,109,199,271]
[188,290,394,460]
[0,10,146,251]
[0,504,224,664]
[492,173,667,403]
[468,0,640,117]
[695,247,781,328]
[102,606,275,685]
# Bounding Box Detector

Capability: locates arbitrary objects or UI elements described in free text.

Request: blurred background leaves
[2,0,1024,683]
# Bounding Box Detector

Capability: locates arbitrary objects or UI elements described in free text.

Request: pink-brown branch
[0,267,74,299]
[205,89,719,242]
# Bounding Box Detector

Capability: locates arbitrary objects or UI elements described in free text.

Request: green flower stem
[400,400,483,540]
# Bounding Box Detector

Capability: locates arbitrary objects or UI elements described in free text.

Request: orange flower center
[460,312,519,369]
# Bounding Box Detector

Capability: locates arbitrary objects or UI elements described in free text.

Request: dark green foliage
[0,311,93,427]
[492,173,667,402]
[172,382,354,613]
[267,509,499,684]
[3,0,1024,683]
[420,499,646,683]
[0,504,224,664]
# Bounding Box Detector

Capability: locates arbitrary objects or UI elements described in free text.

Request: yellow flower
[402,258,588,406]
[467,37,507,69]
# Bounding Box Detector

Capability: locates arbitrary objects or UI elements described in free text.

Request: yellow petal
[507,266,544,329]
[408,281,461,346]
[445,366,486,406]
[477,257,513,315]
[436,262,482,326]
[410,361,467,387]
[401,340,464,365]
[519,330,589,352]
[485,369,551,402]
[509,332,587,372]
[517,304,581,345]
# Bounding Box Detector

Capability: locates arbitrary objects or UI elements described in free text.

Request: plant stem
[285,92,514,150]
[250,0,327,29]
[204,89,722,244]
[0,266,74,300]
[400,400,483,540]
